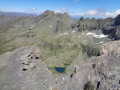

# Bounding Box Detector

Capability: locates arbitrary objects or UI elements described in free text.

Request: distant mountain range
[0,10,82,20]
[0,11,37,17]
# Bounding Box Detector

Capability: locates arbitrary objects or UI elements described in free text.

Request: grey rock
[0,47,58,90]
[71,14,120,40]
[64,40,120,90]
[1,40,120,90]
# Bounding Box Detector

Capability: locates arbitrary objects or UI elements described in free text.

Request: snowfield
[85,32,108,38]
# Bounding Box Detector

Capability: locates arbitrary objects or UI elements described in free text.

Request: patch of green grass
[0,26,101,74]
[35,30,101,74]
[0,38,12,55]
[81,43,100,57]
[36,33,82,69]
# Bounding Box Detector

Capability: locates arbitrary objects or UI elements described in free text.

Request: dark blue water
[55,67,65,73]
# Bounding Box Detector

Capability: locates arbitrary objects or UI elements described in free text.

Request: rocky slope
[63,40,120,90]
[0,40,120,90]
[0,47,58,90]
[0,10,120,41]
[71,15,120,40]
[0,10,75,54]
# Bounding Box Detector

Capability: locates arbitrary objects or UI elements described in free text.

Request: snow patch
[86,32,96,35]
[71,31,76,33]
[49,25,53,28]
[96,35,108,38]
[82,33,85,35]
[59,32,68,36]
[100,41,104,43]
[86,32,108,38]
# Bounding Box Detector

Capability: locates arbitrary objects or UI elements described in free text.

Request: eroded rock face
[0,47,58,90]
[0,41,120,90]
[71,14,120,40]
[64,40,120,90]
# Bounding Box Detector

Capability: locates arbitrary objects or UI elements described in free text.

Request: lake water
[55,67,65,73]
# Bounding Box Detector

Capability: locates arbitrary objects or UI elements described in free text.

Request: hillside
[0,10,120,90]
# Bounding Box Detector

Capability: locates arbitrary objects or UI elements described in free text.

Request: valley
[0,10,120,90]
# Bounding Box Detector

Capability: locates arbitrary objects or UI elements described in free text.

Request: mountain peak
[61,12,71,19]
[63,12,69,16]
[43,10,55,15]
[114,14,120,26]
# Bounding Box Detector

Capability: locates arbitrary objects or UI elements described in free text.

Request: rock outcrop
[0,41,120,90]
[71,14,120,40]
[63,40,120,90]
[0,47,59,90]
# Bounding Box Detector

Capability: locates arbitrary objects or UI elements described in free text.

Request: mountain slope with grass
[0,10,120,90]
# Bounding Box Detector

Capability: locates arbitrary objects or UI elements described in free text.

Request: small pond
[55,67,65,73]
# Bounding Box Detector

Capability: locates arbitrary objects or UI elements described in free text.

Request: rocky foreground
[0,40,120,90]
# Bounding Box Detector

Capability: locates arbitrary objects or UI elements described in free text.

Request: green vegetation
[115,27,120,39]
[84,81,94,90]
[81,43,100,57]
[36,31,82,69]
[0,27,100,74]
[0,34,16,54]
[34,30,101,73]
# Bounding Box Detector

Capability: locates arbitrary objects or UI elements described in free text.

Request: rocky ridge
[63,40,120,90]
[0,47,57,90]
[0,40,120,90]
[71,15,120,40]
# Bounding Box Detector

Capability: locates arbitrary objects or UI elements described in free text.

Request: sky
[0,0,120,18]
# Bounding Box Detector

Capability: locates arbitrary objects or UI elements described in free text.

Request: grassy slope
[0,26,102,73]
[35,30,101,73]
[0,14,104,74]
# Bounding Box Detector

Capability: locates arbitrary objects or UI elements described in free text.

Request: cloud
[61,7,66,12]
[30,8,36,12]
[55,7,69,14]
[85,10,98,16]
[54,10,62,13]
[105,10,120,17]
[27,8,41,15]
[70,9,120,18]
[69,12,84,16]
[27,8,38,13]
[54,8,120,18]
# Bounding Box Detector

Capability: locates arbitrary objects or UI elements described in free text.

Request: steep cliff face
[64,40,120,90]
[114,14,120,26]
[0,40,120,90]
